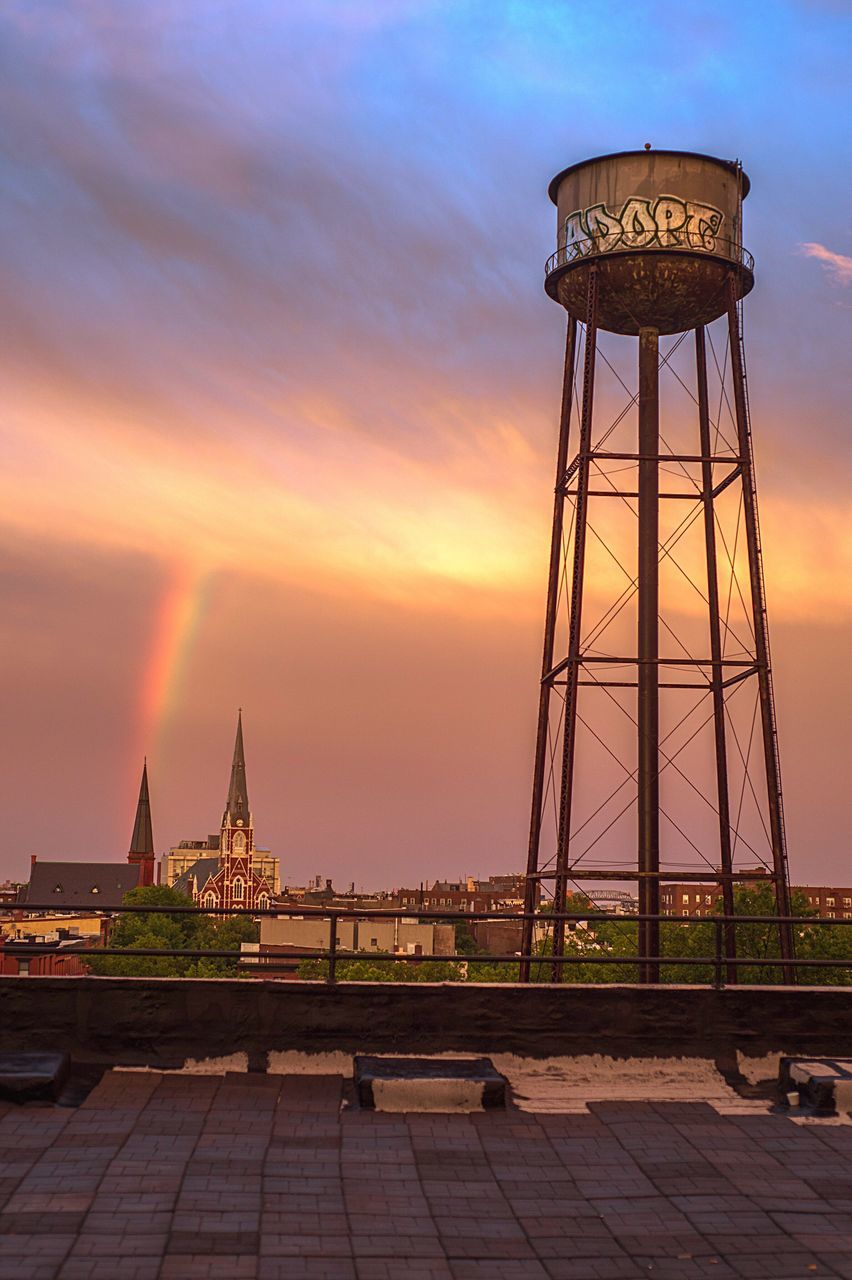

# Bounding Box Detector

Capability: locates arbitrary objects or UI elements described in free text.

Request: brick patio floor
[0,1070,850,1279]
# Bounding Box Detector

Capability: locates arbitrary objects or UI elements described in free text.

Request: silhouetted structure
[172,711,274,912]
[126,759,155,886]
[521,150,793,982]
[23,759,154,907]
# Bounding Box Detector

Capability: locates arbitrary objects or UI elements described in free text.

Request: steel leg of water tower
[520,316,578,982]
[551,268,598,983]
[726,289,795,982]
[696,326,737,984]
[638,326,660,984]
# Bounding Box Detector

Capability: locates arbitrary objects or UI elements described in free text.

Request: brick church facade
[176,713,274,913]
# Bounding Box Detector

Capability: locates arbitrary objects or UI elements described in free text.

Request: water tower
[520,150,794,983]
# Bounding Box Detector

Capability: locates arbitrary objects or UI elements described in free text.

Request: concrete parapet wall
[2,978,852,1068]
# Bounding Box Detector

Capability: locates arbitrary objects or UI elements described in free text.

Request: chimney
[30,854,37,867]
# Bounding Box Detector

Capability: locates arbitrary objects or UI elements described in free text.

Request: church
[169,712,277,912]
[25,758,156,907]
[22,712,278,915]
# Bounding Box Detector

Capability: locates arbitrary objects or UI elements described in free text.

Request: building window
[827,897,836,906]
[844,898,851,907]
[844,913,852,919]
[233,878,245,900]
[704,895,712,905]
[682,894,690,904]
[370,937,378,948]
[258,895,269,909]
[828,911,836,918]
[204,894,215,909]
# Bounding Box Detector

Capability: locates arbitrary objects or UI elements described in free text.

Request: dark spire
[129,758,154,855]
[223,710,250,827]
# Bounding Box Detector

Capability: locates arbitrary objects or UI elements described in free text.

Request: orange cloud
[800,242,852,284]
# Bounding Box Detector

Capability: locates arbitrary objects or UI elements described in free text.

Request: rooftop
[23,862,139,909]
[1,1063,851,1279]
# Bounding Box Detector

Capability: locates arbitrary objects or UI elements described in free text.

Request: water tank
[545,149,753,335]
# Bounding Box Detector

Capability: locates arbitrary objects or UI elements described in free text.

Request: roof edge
[547,150,750,204]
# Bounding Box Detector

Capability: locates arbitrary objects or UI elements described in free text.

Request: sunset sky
[1,0,850,889]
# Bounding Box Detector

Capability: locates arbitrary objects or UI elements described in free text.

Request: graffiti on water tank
[561,194,725,260]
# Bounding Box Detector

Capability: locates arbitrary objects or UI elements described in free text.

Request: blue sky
[0,0,850,886]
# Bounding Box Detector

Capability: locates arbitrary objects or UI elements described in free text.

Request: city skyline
[2,2,851,887]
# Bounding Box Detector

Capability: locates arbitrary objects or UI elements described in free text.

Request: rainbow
[135,562,217,779]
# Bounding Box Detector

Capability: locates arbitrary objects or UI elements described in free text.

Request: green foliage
[88,885,259,978]
[93,882,852,986]
[297,955,465,982]
[466,960,520,982]
[726,883,852,985]
[453,922,477,956]
[509,885,852,986]
[529,914,642,984]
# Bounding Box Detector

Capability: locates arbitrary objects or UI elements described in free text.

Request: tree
[531,896,644,983]
[297,954,464,982]
[520,884,852,986]
[709,884,830,985]
[290,885,852,987]
[453,922,477,956]
[89,885,258,977]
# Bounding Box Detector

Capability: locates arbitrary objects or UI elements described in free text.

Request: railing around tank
[4,900,852,987]
[545,233,754,277]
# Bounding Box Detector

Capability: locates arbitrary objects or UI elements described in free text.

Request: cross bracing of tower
[521,206,794,983]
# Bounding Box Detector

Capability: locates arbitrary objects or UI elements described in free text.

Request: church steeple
[127,759,155,886]
[223,710,250,829]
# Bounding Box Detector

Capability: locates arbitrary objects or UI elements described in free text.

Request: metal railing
[4,901,852,987]
[545,233,754,277]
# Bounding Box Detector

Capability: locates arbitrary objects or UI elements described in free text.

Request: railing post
[713,918,724,990]
[327,913,338,985]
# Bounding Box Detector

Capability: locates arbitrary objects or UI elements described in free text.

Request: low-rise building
[3,913,104,942]
[258,914,453,956]
[163,840,280,896]
[660,883,723,917]
[798,887,852,919]
[240,913,455,976]
[388,873,531,915]
[0,937,90,976]
[658,876,852,919]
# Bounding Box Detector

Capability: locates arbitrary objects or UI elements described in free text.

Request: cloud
[2,0,852,888]
[800,242,852,285]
